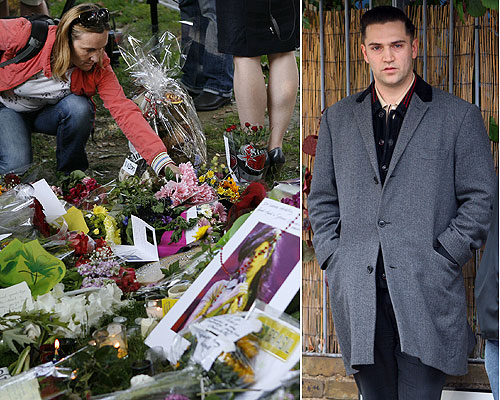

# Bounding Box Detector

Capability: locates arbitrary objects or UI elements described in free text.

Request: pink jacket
[0,17,170,171]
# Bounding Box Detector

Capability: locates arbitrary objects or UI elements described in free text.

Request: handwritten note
[0,282,33,317]
[190,315,262,371]
[0,377,41,400]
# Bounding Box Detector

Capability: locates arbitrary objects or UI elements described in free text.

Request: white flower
[199,204,213,218]
[23,323,41,341]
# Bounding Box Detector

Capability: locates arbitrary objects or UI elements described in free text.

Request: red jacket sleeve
[93,64,168,165]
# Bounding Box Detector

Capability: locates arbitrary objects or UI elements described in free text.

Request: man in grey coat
[308,6,496,399]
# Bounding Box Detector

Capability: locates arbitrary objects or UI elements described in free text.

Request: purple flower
[164,395,190,400]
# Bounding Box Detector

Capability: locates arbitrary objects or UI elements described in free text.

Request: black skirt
[216,0,299,57]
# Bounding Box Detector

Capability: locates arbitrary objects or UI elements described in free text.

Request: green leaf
[489,117,499,142]
[455,0,466,22]
[2,327,34,354]
[467,0,487,16]
[481,0,499,9]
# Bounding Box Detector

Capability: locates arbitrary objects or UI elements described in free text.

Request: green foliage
[489,117,498,143]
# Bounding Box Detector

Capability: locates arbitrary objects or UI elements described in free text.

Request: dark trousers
[353,287,447,400]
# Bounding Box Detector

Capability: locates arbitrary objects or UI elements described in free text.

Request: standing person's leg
[353,288,399,400]
[0,104,33,174]
[19,0,49,16]
[193,0,233,111]
[180,0,206,98]
[233,56,267,127]
[485,339,499,400]
[267,51,298,151]
[32,94,94,173]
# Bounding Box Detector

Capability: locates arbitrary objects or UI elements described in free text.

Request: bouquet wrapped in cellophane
[119,32,206,180]
[224,124,270,183]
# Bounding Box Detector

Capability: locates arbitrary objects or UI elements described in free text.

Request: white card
[114,215,159,262]
[0,282,33,317]
[32,179,66,223]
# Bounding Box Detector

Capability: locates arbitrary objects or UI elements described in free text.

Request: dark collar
[356,72,433,104]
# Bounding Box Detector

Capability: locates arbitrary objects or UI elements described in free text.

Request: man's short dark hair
[361,6,415,42]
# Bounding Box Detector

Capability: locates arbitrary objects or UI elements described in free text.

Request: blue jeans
[486,340,499,400]
[179,0,233,97]
[0,94,94,174]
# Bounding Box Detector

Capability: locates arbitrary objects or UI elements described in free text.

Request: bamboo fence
[302,5,499,358]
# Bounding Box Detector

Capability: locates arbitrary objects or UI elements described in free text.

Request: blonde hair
[51,3,110,80]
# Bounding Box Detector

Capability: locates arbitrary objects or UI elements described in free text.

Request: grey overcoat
[308,77,496,376]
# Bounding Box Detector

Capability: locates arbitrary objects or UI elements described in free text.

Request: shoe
[179,82,201,99]
[268,147,285,176]
[194,92,231,111]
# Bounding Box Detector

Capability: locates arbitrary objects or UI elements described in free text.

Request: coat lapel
[385,95,429,181]
[353,96,381,182]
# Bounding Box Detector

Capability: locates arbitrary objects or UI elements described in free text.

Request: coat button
[381,164,388,171]
[378,220,386,227]
[381,272,386,279]
[373,176,379,184]
[367,265,374,274]
[378,111,385,118]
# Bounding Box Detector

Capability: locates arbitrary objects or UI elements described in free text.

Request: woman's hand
[165,163,180,177]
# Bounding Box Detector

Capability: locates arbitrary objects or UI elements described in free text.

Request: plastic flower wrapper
[0,238,66,297]
[224,124,270,183]
[119,32,207,178]
[0,361,76,400]
[169,313,263,392]
[0,184,38,240]
[90,366,202,400]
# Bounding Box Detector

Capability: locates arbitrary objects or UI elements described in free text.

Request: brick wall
[302,355,491,399]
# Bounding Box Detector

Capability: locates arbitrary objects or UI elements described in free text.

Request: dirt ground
[32,94,300,185]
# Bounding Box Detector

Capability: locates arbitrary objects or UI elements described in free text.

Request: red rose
[245,122,251,128]
[69,232,90,256]
[251,126,258,132]
[31,198,51,237]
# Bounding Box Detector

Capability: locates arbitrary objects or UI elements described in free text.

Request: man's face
[70,31,108,71]
[361,20,418,91]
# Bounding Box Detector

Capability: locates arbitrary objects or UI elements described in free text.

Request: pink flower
[198,217,210,227]
[154,185,170,200]
[211,201,227,223]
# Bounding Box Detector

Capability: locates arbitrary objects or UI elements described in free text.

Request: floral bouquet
[119,32,206,172]
[224,124,270,182]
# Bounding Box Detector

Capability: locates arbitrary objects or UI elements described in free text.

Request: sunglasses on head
[73,8,110,28]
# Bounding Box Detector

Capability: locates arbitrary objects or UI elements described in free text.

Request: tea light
[145,297,164,319]
[106,323,128,359]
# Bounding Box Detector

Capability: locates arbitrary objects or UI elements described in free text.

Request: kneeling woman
[0,3,179,176]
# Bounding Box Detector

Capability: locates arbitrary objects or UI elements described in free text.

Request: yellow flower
[210,178,216,185]
[199,175,206,183]
[93,205,107,216]
[193,225,209,241]
[206,170,215,178]
[104,215,120,245]
[217,186,225,195]
[93,228,100,235]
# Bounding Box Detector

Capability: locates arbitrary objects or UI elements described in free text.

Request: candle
[53,339,60,361]
[145,305,163,319]
[145,297,165,319]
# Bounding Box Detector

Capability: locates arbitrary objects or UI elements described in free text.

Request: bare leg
[267,51,298,150]
[233,56,267,128]
[20,0,49,16]
[0,0,9,18]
